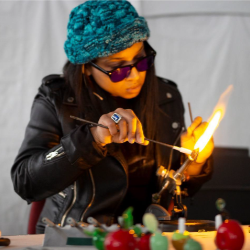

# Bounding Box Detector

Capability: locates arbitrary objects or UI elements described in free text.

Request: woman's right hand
[90,108,149,147]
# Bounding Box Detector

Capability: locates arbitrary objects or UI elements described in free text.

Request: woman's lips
[126,85,142,93]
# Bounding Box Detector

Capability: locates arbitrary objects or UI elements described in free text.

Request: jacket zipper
[80,153,128,223]
[46,146,65,161]
[80,169,95,221]
[109,155,128,225]
[61,181,77,226]
[58,192,67,198]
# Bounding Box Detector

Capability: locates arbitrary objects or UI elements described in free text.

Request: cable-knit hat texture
[64,0,150,64]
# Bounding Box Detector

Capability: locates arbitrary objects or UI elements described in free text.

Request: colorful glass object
[123,207,134,229]
[216,198,226,212]
[137,233,151,250]
[172,217,190,250]
[150,231,168,250]
[104,229,136,250]
[183,239,202,250]
[133,225,142,237]
[92,228,107,250]
[215,219,245,250]
[142,213,158,233]
[172,231,190,250]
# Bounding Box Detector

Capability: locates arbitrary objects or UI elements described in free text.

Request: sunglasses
[89,42,156,83]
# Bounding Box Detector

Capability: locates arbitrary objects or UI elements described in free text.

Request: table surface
[3,226,250,250]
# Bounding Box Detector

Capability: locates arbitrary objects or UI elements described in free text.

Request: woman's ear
[82,64,91,76]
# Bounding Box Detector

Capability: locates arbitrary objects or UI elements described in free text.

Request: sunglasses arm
[89,62,111,77]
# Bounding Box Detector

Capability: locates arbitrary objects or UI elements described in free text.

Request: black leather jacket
[11,75,213,233]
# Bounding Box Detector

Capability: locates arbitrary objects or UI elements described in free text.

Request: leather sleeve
[11,85,107,203]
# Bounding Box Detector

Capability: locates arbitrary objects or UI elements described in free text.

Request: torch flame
[194,111,221,152]
[194,85,233,152]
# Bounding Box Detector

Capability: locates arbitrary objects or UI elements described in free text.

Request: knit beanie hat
[64,0,150,64]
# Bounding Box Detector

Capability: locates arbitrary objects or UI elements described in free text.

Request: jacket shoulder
[38,74,77,107]
[157,76,177,88]
[157,76,182,104]
[35,74,67,108]
[38,74,66,99]
[41,74,65,91]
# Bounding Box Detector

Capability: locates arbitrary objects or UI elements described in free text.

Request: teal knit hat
[64,0,150,64]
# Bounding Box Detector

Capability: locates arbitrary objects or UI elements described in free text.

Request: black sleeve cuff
[61,124,107,169]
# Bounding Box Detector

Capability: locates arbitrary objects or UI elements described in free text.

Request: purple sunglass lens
[136,56,154,72]
[110,66,131,82]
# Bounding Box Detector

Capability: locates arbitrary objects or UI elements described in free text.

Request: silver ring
[111,113,122,124]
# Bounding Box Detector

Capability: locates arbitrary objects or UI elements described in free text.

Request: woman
[11,0,213,234]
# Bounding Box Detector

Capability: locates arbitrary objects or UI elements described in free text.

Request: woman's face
[85,42,147,99]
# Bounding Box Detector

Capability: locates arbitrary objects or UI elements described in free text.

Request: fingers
[183,116,215,163]
[116,108,137,143]
[135,120,149,145]
[114,108,140,144]
[105,108,148,145]
[117,119,127,143]
[135,120,144,143]
[96,108,149,146]
[187,116,202,136]
[193,122,208,139]
[99,114,118,136]
[187,116,209,143]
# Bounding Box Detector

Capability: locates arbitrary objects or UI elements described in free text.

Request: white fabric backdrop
[0,1,249,235]
[146,11,250,150]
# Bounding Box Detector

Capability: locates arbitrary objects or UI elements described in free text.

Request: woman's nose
[127,66,140,81]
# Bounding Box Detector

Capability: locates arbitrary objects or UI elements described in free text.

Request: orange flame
[194,85,233,152]
[194,111,221,151]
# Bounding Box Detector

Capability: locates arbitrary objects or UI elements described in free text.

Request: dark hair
[63,44,159,160]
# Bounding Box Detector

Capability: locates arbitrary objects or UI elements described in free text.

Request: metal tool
[70,115,192,155]
[42,217,56,227]
[151,148,199,220]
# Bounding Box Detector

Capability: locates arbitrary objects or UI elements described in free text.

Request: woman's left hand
[181,116,214,167]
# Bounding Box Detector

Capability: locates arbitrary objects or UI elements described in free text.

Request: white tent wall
[0,1,249,235]
[143,1,250,150]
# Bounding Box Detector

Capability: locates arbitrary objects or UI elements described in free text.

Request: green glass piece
[133,225,142,237]
[172,231,189,241]
[122,207,134,229]
[216,198,226,212]
[184,239,202,250]
[143,213,158,233]
[150,231,168,250]
[92,228,108,250]
[83,229,94,237]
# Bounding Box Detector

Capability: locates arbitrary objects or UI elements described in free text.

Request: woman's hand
[90,108,149,147]
[181,116,214,175]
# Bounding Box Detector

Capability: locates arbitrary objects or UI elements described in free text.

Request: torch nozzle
[189,148,199,161]
[173,149,199,180]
